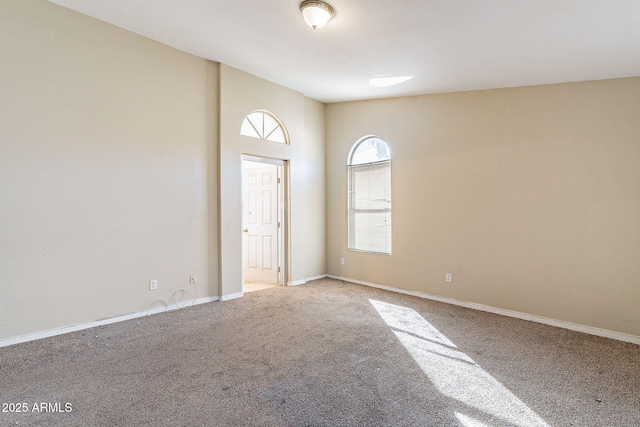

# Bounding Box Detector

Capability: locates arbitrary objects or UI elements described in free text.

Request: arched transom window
[348,136,391,254]
[240,110,288,144]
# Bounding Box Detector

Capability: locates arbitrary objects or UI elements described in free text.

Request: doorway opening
[241,155,288,293]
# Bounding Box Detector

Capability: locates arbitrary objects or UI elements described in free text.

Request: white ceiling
[49,0,640,103]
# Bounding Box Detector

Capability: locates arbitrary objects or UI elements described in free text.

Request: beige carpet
[1,278,638,426]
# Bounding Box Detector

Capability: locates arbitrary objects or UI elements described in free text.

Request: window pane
[241,117,260,139]
[348,160,391,254]
[263,114,279,140]
[247,112,264,138]
[266,126,285,143]
[350,137,390,165]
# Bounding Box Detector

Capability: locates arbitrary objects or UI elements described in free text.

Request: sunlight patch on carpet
[370,299,549,427]
[456,412,492,427]
[244,282,277,293]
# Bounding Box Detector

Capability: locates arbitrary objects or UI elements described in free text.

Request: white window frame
[240,110,289,144]
[347,136,391,255]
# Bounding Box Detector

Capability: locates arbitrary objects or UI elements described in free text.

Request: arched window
[348,136,391,254]
[240,110,289,144]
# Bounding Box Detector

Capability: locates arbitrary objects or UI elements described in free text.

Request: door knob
[243,228,248,233]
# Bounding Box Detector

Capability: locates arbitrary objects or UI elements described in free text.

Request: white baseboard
[327,275,640,346]
[288,274,328,287]
[220,292,243,301]
[287,279,306,286]
[0,295,219,348]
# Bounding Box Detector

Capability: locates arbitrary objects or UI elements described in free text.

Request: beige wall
[326,78,640,337]
[304,98,327,278]
[218,65,326,296]
[0,0,218,339]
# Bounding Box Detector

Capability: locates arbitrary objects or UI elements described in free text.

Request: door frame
[241,154,289,288]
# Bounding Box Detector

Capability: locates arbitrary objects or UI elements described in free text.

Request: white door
[243,162,279,284]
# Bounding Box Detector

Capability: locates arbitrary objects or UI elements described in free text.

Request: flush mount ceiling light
[369,76,414,87]
[300,0,335,30]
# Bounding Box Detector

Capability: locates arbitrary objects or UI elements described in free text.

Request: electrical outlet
[149,279,158,290]
[190,274,196,285]
[340,258,345,265]
[446,274,452,283]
